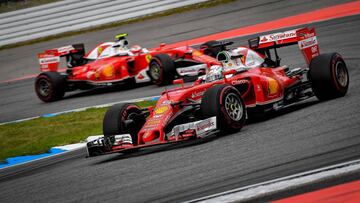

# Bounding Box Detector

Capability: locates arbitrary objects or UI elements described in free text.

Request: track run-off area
[1,0,360,202]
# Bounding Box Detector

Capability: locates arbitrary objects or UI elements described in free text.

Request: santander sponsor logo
[231,79,249,85]
[39,57,60,64]
[260,30,297,43]
[299,36,318,49]
[191,89,205,98]
[57,45,74,53]
[196,120,215,132]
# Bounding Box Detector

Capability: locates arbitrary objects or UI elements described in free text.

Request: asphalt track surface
[1,0,360,202]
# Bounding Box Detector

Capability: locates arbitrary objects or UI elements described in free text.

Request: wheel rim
[335,61,348,87]
[224,93,243,121]
[38,78,51,97]
[150,62,161,81]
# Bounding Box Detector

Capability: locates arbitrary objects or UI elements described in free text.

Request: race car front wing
[86,117,218,157]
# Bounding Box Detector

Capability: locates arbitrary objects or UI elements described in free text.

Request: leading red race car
[34,34,222,102]
[86,27,349,157]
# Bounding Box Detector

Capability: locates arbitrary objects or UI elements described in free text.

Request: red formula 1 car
[86,27,349,157]
[34,34,221,102]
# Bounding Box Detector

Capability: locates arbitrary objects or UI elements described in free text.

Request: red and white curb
[187,159,360,203]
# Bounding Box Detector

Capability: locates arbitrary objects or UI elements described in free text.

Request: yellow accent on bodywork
[103,65,114,78]
[154,106,169,115]
[192,50,202,57]
[145,54,152,63]
[268,78,279,95]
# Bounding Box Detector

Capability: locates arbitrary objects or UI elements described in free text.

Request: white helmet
[216,50,246,71]
[206,65,223,82]
[216,47,265,71]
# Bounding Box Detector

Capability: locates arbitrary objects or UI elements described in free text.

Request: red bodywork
[87,27,320,156]
[38,43,219,84]
[134,27,319,144]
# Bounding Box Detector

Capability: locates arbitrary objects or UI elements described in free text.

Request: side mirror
[222,69,236,83]
[159,43,166,48]
[173,79,184,88]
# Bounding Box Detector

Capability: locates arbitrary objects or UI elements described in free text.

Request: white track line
[0,95,159,125]
[187,159,360,203]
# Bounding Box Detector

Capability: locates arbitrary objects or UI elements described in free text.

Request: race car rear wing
[38,44,85,72]
[248,27,320,65]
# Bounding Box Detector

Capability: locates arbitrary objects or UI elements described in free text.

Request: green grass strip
[0,0,236,51]
[0,100,156,162]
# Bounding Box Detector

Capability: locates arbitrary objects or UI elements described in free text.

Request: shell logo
[103,65,114,78]
[192,50,202,57]
[268,78,279,95]
[154,106,169,115]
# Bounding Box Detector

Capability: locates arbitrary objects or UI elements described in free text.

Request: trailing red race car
[86,27,349,157]
[34,34,222,102]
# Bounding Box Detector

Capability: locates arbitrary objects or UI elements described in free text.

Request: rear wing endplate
[38,44,85,72]
[248,27,320,65]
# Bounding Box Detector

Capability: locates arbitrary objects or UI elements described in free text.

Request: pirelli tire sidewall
[201,84,246,133]
[309,52,349,100]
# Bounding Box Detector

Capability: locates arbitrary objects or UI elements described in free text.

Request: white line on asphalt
[0,95,159,125]
[187,159,360,203]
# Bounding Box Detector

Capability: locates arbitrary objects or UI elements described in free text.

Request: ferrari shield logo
[145,54,152,63]
[97,46,104,57]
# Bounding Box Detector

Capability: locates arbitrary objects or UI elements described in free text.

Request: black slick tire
[103,103,145,146]
[309,53,349,100]
[149,54,175,86]
[201,84,246,133]
[35,72,66,102]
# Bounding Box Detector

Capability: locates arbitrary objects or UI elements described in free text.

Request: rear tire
[309,53,349,100]
[35,72,66,102]
[201,84,246,133]
[149,54,176,86]
[103,103,145,146]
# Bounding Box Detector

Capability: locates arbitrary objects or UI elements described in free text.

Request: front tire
[201,84,246,133]
[35,72,66,102]
[149,54,176,86]
[103,103,145,146]
[309,53,349,100]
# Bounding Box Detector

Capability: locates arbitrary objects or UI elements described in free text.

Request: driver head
[217,51,245,71]
[113,33,129,49]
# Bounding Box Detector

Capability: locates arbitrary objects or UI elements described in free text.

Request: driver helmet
[112,33,130,55]
[217,48,265,71]
[206,65,224,82]
[216,50,246,71]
